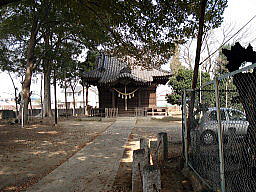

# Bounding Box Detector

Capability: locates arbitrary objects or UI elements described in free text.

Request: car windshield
[227,110,246,121]
[209,110,226,121]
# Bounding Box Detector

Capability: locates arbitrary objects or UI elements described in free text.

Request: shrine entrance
[83,54,172,116]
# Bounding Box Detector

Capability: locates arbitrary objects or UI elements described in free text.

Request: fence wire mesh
[187,82,221,190]
[219,70,256,192]
[183,64,256,192]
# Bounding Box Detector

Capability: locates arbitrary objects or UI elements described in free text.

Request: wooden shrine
[83,55,172,114]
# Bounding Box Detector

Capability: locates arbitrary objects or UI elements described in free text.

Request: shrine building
[83,54,172,115]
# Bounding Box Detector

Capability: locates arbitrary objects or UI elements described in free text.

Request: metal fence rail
[183,64,256,192]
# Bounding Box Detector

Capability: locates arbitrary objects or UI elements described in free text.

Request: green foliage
[0,0,228,80]
[78,51,99,85]
[83,51,99,72]
[0,0,108,75]
[214,45,243,109]
[167,68,211,105]
[54,0,228,66]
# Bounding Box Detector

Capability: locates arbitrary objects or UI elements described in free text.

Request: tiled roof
[83,55,172,85]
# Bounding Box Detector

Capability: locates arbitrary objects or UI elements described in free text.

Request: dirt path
[26,117,136,192]
[0,119,114,191]
[112,117,194,192]
[1,116,194,192]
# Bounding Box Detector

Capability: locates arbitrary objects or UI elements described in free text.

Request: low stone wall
[0,110,16,119]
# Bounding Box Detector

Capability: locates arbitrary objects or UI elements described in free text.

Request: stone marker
[150,140,158,165]
[157,132,168,163]
[140,138,150,165]
[142,165,161,192]
[132,149,148,192]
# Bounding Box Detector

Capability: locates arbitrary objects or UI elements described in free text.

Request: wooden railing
[105,108,118,118]
[89,108,118,118]
[89,108,105,117]
[146,107,168,116]
[90,107,168,117]
[135,108,148,116]
[135,107,168,117]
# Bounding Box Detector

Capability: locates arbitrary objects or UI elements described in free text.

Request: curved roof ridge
[83,55,172,85]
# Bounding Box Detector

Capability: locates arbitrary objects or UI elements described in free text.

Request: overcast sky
[222,0,256,46]
[1,0,256,98]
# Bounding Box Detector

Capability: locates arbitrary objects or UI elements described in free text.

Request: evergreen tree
[167,68,211,105]
[0,0,228,124]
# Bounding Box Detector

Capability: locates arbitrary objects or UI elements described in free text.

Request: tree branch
[0,0,22,7]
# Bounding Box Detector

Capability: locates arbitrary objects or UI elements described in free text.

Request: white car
[196,108,249,145]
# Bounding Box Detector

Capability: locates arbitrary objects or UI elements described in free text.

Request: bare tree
[8,72,19,117]
[181,40,194,69]
[180,20,253,75]
[69,79,78,116]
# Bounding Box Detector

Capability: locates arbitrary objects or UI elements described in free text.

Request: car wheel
[201,130,216,145]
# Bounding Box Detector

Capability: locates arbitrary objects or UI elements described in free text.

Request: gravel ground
[112,117,194,192]
[0,118,114,192]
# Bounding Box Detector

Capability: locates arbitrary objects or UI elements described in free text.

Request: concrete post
[150,141,158,165]
[105,108,108,118]
[142,165,161,192]
[140,138,150,165]
[132,149,148,192]
[157,132,168,163]
[215,78,226,192]
[183,89,188,167]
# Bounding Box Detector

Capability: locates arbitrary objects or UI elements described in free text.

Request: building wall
[98,85,157,110]
[60,86,99,109]
[156,84,173,107]
[98,87,113,109]
[140,86,156,107]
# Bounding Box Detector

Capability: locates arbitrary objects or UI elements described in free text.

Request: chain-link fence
[182,63,256,192]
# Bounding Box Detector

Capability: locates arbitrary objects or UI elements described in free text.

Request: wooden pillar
[111,89,115,108]
[125,85,127,111]
[138,88,141,107]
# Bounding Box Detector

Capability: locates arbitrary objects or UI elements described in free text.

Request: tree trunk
[40,73,43,119]
[85,85,89,116]
[8,72,18,117]
[64,80,68,117]
[82,83,85,115]
[15,87,18,117]
[43,31,53,118]
[22,61,34,124]
[72,88,76,116]
[222,43,256,167]
[22,14,40,124]
[54,69,57,125]
[234,74,256,149]
[187,0,208,143]
[43,65,52,117]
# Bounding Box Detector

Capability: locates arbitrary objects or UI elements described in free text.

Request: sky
[221,0,256,46]
[1,0,256,99]
[224,0,256,25]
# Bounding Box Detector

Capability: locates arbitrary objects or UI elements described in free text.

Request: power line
[200,14,256,65]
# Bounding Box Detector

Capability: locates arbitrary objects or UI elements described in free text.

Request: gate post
[214,78,226,192]
[183,89,188,167]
